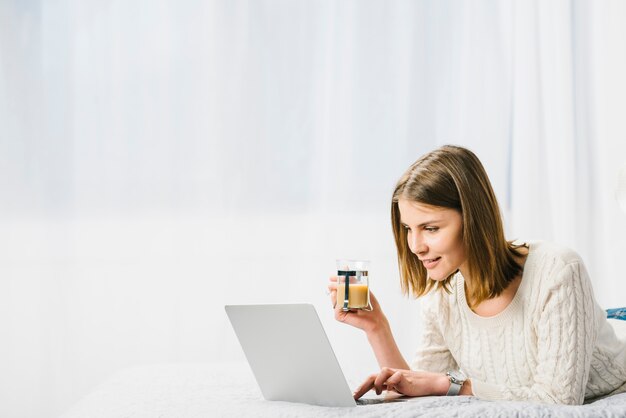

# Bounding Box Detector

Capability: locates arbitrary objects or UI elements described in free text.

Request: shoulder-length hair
[391,145,525,307]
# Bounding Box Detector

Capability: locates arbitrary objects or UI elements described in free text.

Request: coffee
[336,283,369,309]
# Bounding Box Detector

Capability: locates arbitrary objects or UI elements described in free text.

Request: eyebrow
[400,219,443,228]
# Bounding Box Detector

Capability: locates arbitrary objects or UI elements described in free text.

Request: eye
[424,226,439,232]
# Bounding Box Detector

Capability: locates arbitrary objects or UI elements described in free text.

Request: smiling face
[398,199,468,281]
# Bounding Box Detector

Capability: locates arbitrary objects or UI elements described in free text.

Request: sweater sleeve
[410,291,458,373]
[471,261,597,404]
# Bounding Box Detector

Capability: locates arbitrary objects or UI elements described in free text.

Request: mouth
[421,257,441,269]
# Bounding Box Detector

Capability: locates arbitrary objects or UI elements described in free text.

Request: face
[398,199,467,281]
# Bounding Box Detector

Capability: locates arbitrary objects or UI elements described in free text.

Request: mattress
[60,361,626,418]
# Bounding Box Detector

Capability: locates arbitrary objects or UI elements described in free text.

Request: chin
[428,268,455,282]
[428,272,447,282]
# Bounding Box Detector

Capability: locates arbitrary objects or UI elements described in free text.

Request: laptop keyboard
[356,398,386,405]
[356,397,408,405]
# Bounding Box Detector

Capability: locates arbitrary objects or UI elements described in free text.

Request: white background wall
[1,1,626,418]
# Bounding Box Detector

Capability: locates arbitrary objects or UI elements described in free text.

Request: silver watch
[445,369,467,396]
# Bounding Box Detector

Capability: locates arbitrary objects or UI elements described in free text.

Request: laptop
[225,303,407,407]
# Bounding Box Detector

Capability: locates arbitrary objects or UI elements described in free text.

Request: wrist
[436,374,451,395]
[364,315,390,336]
[441,370,473,396]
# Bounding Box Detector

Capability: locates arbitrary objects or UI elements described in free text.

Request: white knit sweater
[410,241,626,404]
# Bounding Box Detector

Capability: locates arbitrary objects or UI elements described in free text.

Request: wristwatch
[445,369,467,396]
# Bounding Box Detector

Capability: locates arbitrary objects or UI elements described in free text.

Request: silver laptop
[225,303,406,407]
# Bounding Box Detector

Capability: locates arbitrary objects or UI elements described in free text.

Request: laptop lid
[225,303,357,407]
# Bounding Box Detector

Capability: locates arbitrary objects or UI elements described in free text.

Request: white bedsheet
[60,362,626,418]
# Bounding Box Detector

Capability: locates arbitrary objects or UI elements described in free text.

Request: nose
[408,231,427,255]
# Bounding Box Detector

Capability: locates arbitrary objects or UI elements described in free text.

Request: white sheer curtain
[1,1,625,418]
[508,0,626,303]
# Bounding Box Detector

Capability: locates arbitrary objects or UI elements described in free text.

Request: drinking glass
[336,259,371,311]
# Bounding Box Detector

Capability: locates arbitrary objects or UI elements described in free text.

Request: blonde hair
[391,145,525,307]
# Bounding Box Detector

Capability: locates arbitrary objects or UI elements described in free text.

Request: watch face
[448,370,466,382]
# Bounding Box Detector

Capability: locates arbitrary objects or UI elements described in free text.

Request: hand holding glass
[336,259,372,311]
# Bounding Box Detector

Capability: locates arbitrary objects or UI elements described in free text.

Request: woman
[328,145,626,405]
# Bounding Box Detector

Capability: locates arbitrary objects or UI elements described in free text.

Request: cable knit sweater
[410,241,626,404]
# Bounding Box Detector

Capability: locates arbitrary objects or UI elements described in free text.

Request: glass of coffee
[336,259,372,311]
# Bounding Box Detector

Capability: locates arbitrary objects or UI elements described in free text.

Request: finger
[374,368,396,395]
[327,280,338,307]
[353,374,376,400]
[329,289,337,309]
[385,370,403,385]
[333,284,348,313]
[384,371,403,393]
[329,275,338,283]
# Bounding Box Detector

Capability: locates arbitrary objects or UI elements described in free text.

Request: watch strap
[445,370,466,396]
[446,380,462,396]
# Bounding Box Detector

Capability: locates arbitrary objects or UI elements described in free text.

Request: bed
[60,360,626,418]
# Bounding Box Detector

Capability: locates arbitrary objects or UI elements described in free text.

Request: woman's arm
[328,277,409,369]
[353,290,465,399]
[329,276,461,396]
[366,318,409,370]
